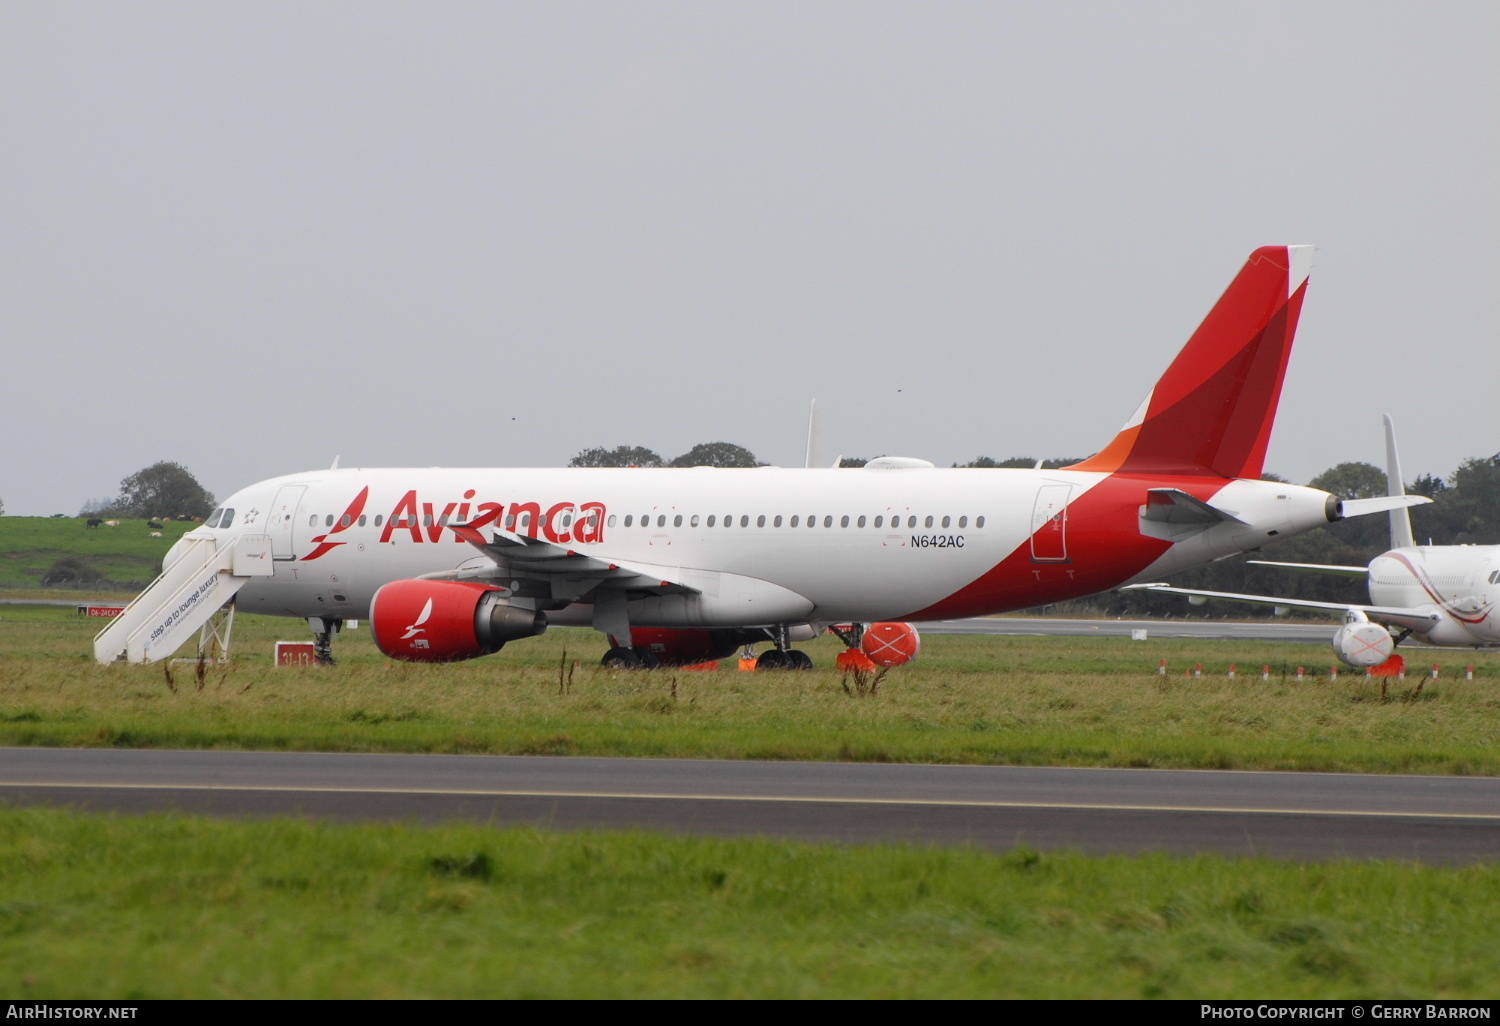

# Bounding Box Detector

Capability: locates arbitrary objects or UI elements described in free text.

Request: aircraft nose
[162,537,187,571]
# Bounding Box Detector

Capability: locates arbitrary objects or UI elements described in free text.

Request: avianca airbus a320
[96,245,1425,670]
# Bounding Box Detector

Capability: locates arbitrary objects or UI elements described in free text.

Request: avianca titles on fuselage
[150,246,1409,669]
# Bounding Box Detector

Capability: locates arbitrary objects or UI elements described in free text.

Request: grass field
[0,516,197,593]
[2,602,1497,773]
[3,807,1497,999]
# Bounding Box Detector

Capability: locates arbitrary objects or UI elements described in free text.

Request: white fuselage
[1368,545,1500,647]
[177,465,1341,629]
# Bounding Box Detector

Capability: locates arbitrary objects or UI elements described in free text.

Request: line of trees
[569,443,764,468]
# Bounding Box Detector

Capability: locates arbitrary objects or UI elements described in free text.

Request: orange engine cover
[861,622,921,667]
[626,627,760,666]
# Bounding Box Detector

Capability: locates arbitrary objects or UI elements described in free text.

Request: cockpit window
[205,509,223,528]
[219,509,235,529]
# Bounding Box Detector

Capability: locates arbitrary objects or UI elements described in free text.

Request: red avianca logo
[300,488,608,561]
[302,487,369,561]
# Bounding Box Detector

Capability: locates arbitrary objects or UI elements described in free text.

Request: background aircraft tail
[1069,245,1313,479]
[1383,413,1417,549]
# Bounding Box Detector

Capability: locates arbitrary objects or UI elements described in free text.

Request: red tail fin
[1069,245,1312,479]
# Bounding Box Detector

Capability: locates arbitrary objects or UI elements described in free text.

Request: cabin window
[707,515,716,527]
[958,516,967,528]
[562,513,573,528]
[607,515,616,528]
[774,515,783,527]
[757,515,766,527]
[857,515,866,528]
[220,509,235,529]
[925,516,934,528]
[690,515,700,527]
[674,514,683,527]
[624,515,632,527]
[374,515,383,527]
[740,515,749,527]
[809,516,817,528]
[941,516,951,528]
[341,514,352,528]
[724,515,732,527]
[423,514,433,527]
[840,515,850,528]
[657,515,666,527]
[308,515,317,527]
[874,515,883,528]
[976,516,986,528]
[790,516,799,527]
[358,515,367,527]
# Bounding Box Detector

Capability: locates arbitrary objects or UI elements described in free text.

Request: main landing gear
[601,646,661,670]
[754,623,813,671]
[754,648,813,670]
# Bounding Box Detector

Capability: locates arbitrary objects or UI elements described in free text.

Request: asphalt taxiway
[4,748,1496,863]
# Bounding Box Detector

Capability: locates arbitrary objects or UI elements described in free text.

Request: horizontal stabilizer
[1247,560,1368,578]
[1122,583,1440,633]
[1140,488,1246,526]
[1338,494,1430,519]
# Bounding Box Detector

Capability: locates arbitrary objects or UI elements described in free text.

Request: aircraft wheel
[602,646,640,669]
[631,647,661,670]
[787,649,814,670]
[756,649,792,671]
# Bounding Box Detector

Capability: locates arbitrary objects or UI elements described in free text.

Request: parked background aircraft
[1128,415,1492,670]
[95,246,1424,670]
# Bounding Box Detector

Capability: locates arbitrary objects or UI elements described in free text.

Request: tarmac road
[923,617,1344,643]
[4,748,1496,864]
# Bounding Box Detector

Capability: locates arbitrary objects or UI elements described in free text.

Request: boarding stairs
[93,533,275,664]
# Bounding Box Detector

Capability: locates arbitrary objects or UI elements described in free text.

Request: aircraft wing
[426,521,699,599]
[1122,583,1441,633]
[1247,560,1369,578]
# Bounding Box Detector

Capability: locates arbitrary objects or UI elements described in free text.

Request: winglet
[1069,245,1313,479]
[1383,414,1417,549]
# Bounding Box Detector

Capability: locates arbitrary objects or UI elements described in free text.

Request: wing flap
[439,520,699,596]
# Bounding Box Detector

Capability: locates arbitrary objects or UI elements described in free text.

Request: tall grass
[2,606,1497,773]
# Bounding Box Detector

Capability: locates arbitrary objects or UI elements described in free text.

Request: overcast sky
[3,2,1495,515]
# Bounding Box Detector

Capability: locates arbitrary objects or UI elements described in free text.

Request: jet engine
[1331,617,1394,668]
[861,622,921,667]
[370,579,546,663]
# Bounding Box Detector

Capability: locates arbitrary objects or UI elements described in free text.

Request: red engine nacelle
[861,622,921,667]
[370,579,547,663]
[619,627,763,667]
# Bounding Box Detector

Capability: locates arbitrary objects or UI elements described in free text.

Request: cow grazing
[147,521,163,529]
[86,518,102,529]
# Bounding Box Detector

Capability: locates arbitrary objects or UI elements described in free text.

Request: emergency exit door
[1030,485,1071,562]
